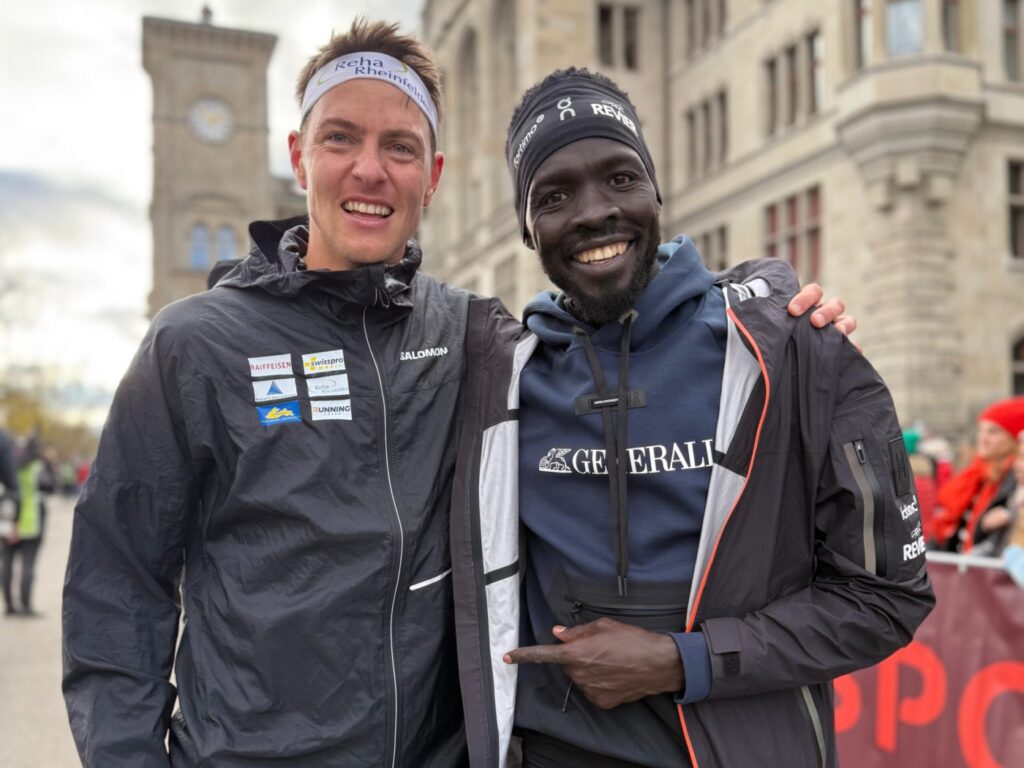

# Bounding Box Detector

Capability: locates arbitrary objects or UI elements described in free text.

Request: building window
[216,226,236,262]
[188,224,210,270]
[702,0,712,46]
[694,225,729,272]
[494,254,518,310]
[887,0,923,56]
[807,30,825,114]
[701,101,712,174]
[685,0,696,56]
[763,185,822,282]
[1011,161,1024,258]
[598,5,615,66]
[943,0,961,51]
[1006,0,1021,80]
[686,109,697,180]
[717,90,728,165]
[718,0,727,36]
[784,44,799,126]
[624,7,640,70]
[854,0,873,69]
[1013,335,1024,395]
[765,58,779,136]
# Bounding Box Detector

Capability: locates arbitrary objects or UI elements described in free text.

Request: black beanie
[506,72,661,241]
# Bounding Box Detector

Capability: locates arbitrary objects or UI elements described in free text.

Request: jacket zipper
[363,307,404,768]
[678,306,772,768]
[800,685,827,768]
[843,439,887,578]
[570,599,687,617]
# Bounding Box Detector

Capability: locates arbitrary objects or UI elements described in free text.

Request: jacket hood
[523,235,715,349]
[217,216,423,308]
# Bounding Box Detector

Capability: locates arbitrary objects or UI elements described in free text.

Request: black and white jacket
[450,254,934,768]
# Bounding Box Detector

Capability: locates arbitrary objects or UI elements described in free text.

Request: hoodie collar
[523,235,715,350]
[218,217,421,309]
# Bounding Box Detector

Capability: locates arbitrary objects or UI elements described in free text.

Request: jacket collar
[219,217,421,309]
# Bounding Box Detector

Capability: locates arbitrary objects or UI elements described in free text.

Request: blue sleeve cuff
[671,630,712,705]
[1004,544,1024,588]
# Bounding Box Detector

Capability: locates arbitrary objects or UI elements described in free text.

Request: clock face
[187,97,234,144]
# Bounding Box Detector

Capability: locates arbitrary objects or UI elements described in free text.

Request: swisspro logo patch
[252,378,298,404]
[307,373,349,398]
[302,349,346,376]
[249,353,293,378]
[258,400,302,426]
[311,399,352,421]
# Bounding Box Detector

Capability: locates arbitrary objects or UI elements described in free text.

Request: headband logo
[558,96,576,121]
[590,100,638,136]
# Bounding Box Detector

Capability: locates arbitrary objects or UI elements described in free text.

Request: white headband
[300,52,438,138]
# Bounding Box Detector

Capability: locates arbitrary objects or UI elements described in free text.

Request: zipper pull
[854,440,867,465]
[561,681,574,713]
[570,601,583,624]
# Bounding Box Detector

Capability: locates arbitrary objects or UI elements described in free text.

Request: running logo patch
[311,399,352,421]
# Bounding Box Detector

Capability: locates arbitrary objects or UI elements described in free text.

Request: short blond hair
[296,18,443,147]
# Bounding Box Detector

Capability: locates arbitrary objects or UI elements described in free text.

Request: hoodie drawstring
[573,309,637,598]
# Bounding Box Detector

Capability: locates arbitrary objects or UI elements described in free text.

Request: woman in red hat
[934,397,1024,552]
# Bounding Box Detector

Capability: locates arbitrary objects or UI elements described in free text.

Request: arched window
[216,226,236,262]
[189,224,211,270]
[1013,335,1024,395]
[887,0,923,56]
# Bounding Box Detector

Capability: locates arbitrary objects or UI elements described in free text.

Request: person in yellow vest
[2,438,54,617]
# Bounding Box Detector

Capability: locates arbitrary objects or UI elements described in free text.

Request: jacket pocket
[842,438,888,578]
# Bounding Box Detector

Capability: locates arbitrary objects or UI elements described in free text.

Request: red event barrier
[836,554,1024,767]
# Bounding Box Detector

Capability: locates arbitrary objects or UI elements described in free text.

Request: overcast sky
[0,0,421,419]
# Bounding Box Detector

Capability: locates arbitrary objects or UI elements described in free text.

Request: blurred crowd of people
[905,396,1024,585]
[0,430,89,618]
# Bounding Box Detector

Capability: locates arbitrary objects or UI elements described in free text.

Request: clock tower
[142,10,278,316]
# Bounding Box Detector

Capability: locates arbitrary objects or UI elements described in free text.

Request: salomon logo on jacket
[401,346,448,361]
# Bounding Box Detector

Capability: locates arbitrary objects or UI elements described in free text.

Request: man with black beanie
[448,68,934,767]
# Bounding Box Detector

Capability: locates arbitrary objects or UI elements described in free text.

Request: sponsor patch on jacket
[249,353,293,378]
[302,349,346,375]
[538,440,714,475]
[252,378,298,403]
[257,400,302,426]
[306,373,349,398]
[400,346,448,361]
[311,399,352,421]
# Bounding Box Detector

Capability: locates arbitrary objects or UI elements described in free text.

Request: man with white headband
[62,19,855,768]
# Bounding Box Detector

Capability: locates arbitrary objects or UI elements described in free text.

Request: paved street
[0,495,81,767]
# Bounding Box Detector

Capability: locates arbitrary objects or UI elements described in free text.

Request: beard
[540,217,661,328]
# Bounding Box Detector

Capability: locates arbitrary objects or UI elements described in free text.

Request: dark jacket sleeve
[0,432,17,503]
[701,336,935,699]
[62,322,200,766]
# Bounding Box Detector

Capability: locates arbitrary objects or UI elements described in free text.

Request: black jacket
[450,251,935,767]
[63,219,470,767]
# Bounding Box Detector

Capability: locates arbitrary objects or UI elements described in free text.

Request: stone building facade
[143,11,303,317]
[421,0,1024,438]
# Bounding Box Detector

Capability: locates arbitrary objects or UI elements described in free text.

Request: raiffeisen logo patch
[257,400,302,426]
[302,349,346,376]
[248,353,293,378]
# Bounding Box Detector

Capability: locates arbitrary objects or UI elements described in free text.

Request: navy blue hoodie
[515,237,725,766]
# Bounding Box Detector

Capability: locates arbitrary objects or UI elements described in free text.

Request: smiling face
[526,138,660,327]
[288,78,443,271]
